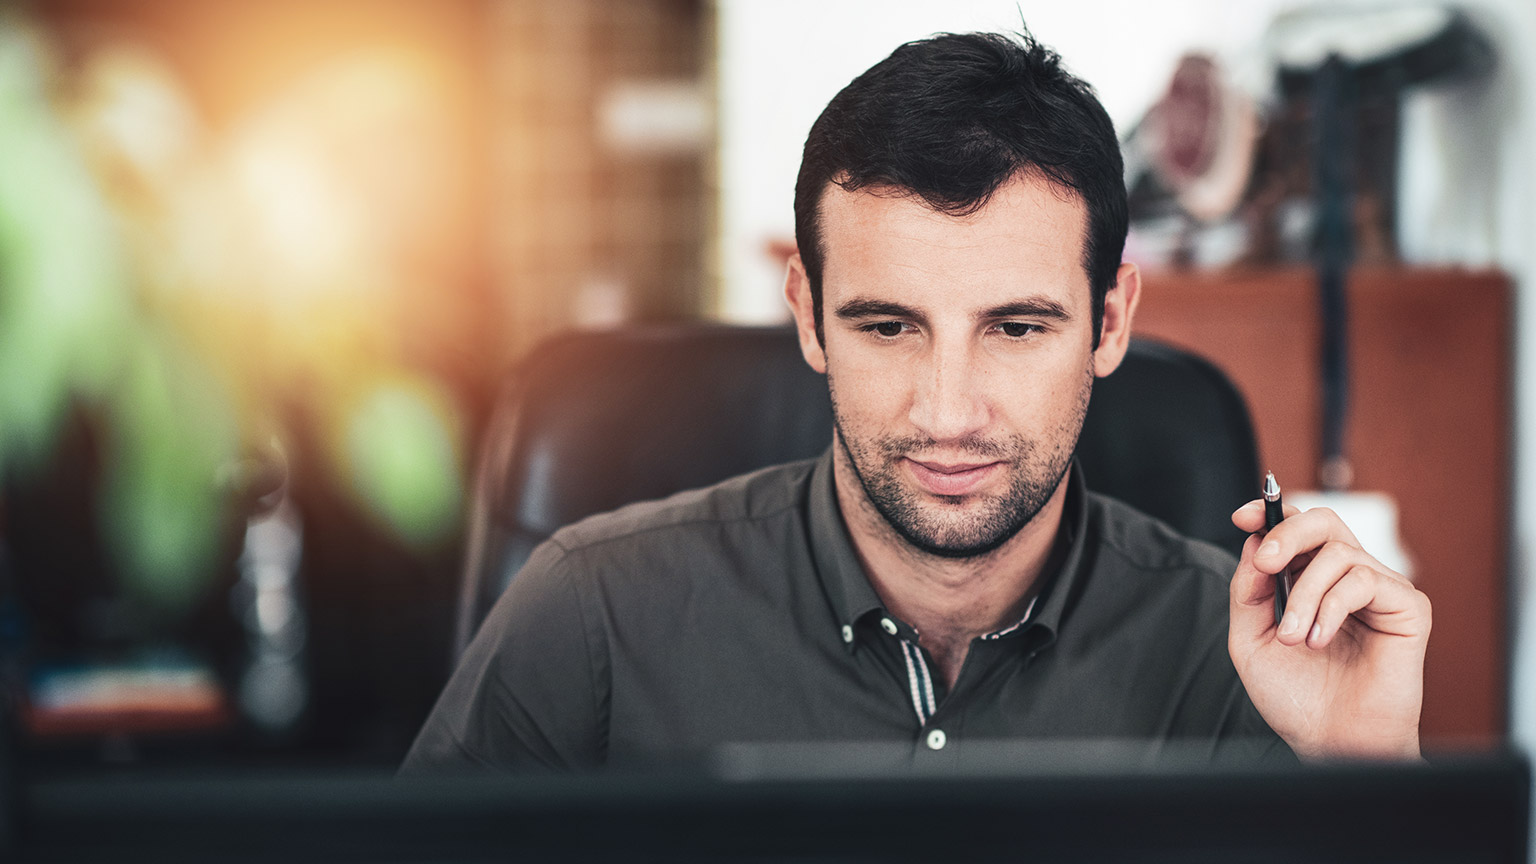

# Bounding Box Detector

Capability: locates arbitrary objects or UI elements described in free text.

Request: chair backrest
[454,325,1257,659]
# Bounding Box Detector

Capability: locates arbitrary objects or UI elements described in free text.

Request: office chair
[454,324,1258,659]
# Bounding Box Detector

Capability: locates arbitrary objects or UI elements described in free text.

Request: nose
[907,338,990,443]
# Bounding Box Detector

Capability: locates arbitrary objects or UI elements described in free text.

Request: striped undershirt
[897,595,1038,726]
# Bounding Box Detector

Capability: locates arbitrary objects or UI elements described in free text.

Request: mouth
[904,457,1004,497]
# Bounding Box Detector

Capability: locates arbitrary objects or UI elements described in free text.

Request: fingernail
[1279,613,1299,636]
[1309,623,1322,644]
[1258,540,1279,558]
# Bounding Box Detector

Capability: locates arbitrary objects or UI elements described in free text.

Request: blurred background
[0,0,1532,778]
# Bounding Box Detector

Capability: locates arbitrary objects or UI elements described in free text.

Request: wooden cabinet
[1135,266,1511,747]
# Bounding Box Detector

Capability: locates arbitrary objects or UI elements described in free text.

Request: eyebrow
[980,299,1072,321]
[833,297,1072,324]
[834,299,927,325]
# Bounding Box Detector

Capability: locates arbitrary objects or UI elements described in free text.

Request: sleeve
[399,539,608,774]
[1165,559,1298,767]
[1208,676,1299,767]
[1183,631,1299,767]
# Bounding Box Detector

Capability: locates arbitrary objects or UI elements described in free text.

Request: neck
[832,440,1069,652]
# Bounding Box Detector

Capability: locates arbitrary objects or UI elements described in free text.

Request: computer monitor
[18,746,1529,863]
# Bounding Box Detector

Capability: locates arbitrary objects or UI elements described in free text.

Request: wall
[492,0,711,365]
[716,0,1292,322]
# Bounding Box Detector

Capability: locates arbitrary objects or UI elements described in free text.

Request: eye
[862,321,908,338]
[998,321,1040,338]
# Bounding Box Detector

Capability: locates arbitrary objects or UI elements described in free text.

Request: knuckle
[1347,563,1379,585]
[1319,593,1348,620]
[1320,539,1354,560]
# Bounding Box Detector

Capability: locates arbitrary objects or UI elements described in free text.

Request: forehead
[817,173,1090,312]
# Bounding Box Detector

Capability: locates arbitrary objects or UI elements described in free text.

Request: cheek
[827,364,906,429]
[993,351,1095,426]
[825,343,915,412]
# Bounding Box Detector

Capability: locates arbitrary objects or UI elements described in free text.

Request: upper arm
[400,541,608,774]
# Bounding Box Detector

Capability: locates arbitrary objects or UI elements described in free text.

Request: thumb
[1229,532,1277,647]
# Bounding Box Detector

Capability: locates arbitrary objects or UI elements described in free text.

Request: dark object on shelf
[1127,5,1495,271]
[1266,4,1494,487]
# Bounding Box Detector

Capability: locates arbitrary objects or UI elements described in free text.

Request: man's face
[807,174,1099,558]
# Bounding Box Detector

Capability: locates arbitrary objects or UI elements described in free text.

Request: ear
[783,253,827,374]
[1092,262,1142,378]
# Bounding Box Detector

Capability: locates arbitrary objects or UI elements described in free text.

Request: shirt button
[841,625,854,644]
[926,729,947,751]
[880,618,898,636]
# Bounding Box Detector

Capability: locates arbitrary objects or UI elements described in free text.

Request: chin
[885,489,1047,560]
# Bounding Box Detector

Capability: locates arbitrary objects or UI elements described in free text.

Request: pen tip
[1262,471,1280,500]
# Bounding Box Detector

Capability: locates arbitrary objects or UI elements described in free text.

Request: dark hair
[793,29,1127,347]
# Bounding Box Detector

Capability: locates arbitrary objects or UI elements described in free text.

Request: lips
[905,458,1003,497]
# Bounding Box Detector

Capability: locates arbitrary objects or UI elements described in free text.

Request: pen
[1263,471,1291,625]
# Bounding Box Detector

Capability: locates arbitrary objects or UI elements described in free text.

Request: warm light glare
[1,8,478,623]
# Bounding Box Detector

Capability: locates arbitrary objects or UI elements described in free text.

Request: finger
[1311,566,1431,645]
[1231,532,1273,606]
[1229,533,1277,646]
[1307,565,1379,647]
[1274,539,1374,645]
[1230,499,1302,533]
[1250,507,1362,576]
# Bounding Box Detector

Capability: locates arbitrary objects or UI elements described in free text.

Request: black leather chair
[453,324,1257,659]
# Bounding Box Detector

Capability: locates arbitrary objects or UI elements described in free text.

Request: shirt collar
[808,448,1089,654]
[808,450,885,651]
[1023,459,1088,641]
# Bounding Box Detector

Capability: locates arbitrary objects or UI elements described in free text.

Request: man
[403,29,1428,772]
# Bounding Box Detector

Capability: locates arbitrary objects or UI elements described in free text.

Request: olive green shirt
[403,451,1287,772]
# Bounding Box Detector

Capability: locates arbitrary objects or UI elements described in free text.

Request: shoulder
[495,457,822,648]
[1087,491,1237,576]
[1083,491,1237,596]
[543,457,820,559]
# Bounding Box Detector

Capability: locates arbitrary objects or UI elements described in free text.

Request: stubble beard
[830,362,1092,560]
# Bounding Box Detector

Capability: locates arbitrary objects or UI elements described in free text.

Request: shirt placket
[876,594,1036,761]
[874,617,949,764]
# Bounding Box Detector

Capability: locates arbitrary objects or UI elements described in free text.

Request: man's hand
[1229,500,1431,760]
